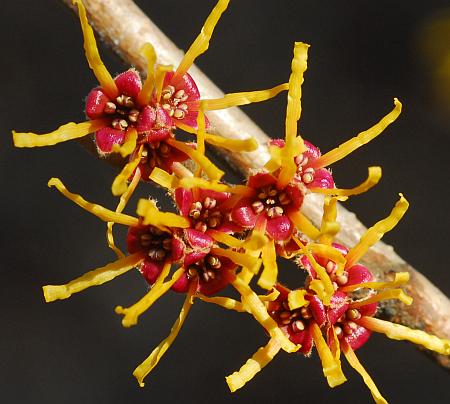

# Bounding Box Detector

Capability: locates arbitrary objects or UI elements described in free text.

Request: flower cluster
[13,1,449,403]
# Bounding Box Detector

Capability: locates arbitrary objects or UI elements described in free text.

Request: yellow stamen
[232,278,299,353]
[13,119,108,148]
[288,210,321,240]
[115,264,185,327]
[73,0,118,98]
[288,289,308,310]
[111,128,138,158]
[349,289,413,308]
[211,247,260,269]
[137,43,157,106]
[346,194,409,268]
[310,322,347,388]
[175,0,230,77]
[311,166,382,197]
[312,99,402,169]
[342,340,387,404]
[203,83,288,110]
[278,42,309,188]
[136,199,190,229]
[226,338,281,393]
[43,252,144,302]
[341,272,410,293]
[155,64,174,103]
[107,168,141,259]
[48,178,139,226]
[167,139,224,181]
[133,282,196,387]
[358,317,450,355]
[258,239,278,290]
[195,294,246,313]
[111,146,143,196]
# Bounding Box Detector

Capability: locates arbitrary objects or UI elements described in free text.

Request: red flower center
[251,185,292,218]
[186,253,224,284]
[137,225,173,261]
[161,85,190,120]
[188,196,225,232]
[294,153,316,185]
[333,308,362,339]
[103,93,141,131]
[140,141,175,170]
[269,296,312,335]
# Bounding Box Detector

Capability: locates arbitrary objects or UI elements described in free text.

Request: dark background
[1,1,449,403]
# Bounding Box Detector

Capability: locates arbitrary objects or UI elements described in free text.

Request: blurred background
[1,0,449,403]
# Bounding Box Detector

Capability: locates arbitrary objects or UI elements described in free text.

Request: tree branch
[62,0,450,368]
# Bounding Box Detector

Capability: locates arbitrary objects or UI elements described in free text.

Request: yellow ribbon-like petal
[358,317,450,355]
[155,64,174,103]
[111,128,138,158]
[195,294,246,313]
[288,210,321,240]
[319,197,339,245]
[73,0,118,98]
[13,119,108,148]
[310,322,347,388]
[203,83,289,110]
[341,272,410,293]
[137,43,157,106]
[48,178,139,226]
[133,282,196,387]
[346,194,409,268]
[211,247,260,269]
[312,99,402,169]
[342,340,387,404]
[136,199,190,229]
[288,289,309,310]
[196,102,206,156]
[111,146,143,196]
[175,0,230,77]
[43,253,144,302]
[349,289,413,308]
[226,338,281,393]
[258,239,278,290]
[307,243,346,276]
[208,230,267,251]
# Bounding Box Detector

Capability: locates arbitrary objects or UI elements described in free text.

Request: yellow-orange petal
[178,177,254,196]
[342,340,388,404]
[111,128,138,158]
[208,230,267,251]
[288,210,321,240]
[43,252,144,302]
[133,282,196,387]
[350,289,413,308]
[358,316,450,355]
[204,134,258,152]
[155,64,174,103]
[310,322,347,388]
[167,139,224,181]
[73,0,118,98]
[346,194,409,268]
[196,102,206,156]
[13,119,108,148]
[115,264,184,327]
[258,239,278,290]
[341,272,410,293]
[136,199,190,229]
[137,43,157,106]
[195,294,246,313]
[111,146,143,196]
[211,247,260,269]
[312,99,402,169]
[107,168,142,259]
[232,277,299,353]
[226,338,281,393]
[203,83,289,111]
[288,289,308,311]
[319,196,339,246]
[48,178,139,226]
[308,243,347,276]
[175,0,230,77]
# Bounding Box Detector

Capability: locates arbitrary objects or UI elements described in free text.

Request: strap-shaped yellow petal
[115,265,185,327]
[107,168,142,259]
[342,340,387,404]
[359,316,450,355]
[259,288,280,302]
[308,243,346,276]
[196,102,206,155]
[211,247,260,269]
[136,199,190,228]
[312,99,402,169]
[288,289,308,310]
[111,146,143,196]
[319,197,339,245]
[258,239,278,290]
[311,167,382,197]
[155,64,174,103]
[43,252,144,302]
[111,128,138,158]
[137,43,157,106]
[208,230,267,251]
[232,278,299,353]
[73,0,118,98]
[226,338,281,393]
[350,289,413,309]
[48,178,139,226]
[13,119,108,148]
[167,139,224,181]
[310,322,347,388]
[341,272,410,293]
[175,0,230,77]
[204,134,258,152]
[346,194,409,268]
[288,210,321,240]
[195,294,246,312]
[203,83,288,110]
[278,42,309,188]
[133,282,195,387]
